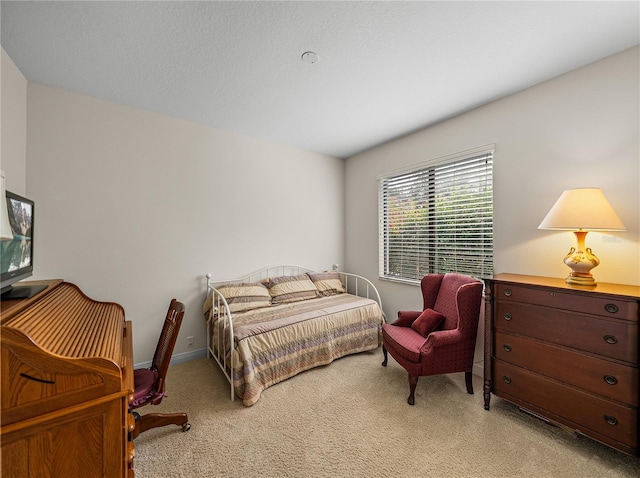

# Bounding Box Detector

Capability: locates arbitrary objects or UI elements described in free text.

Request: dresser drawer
[495,331,639,405]
[495,284,638,321]
[493,360,638,448]
[494,301,638,363]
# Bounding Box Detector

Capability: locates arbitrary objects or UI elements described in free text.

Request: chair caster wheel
[182,422,191,432]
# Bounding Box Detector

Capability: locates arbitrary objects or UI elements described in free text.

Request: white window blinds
[378,146,494,283]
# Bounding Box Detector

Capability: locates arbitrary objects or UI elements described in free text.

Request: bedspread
[207,293,383,406]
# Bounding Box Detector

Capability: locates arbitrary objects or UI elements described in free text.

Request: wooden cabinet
[1,280,135,477]
[483,274,640,456]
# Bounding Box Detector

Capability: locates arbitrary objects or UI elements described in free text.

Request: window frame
[378,145,494,284]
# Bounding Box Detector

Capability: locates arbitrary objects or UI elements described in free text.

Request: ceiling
[1,1,638,159]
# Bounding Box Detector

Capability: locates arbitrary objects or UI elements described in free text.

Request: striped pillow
[307,271,346,296]
[215,282,272,313]
[266,274,319,304]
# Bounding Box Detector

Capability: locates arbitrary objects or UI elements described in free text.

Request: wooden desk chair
[130,299,191,438]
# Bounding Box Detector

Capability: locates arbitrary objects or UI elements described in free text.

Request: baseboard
[134,347,207,369]
[137,349,485,376]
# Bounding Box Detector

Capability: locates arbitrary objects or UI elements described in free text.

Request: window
[378,145,494,283]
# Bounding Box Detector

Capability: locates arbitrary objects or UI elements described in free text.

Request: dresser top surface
[486,273,640,299]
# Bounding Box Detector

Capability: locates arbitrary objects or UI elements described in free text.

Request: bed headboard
[206,265,317,287]
[205,264,382,311]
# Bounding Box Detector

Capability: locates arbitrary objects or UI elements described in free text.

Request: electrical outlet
[186,336,194,348]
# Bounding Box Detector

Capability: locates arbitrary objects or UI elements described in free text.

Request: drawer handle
[503,344,512,352]
[603,375,618,385]
[503,376,512,384]
[503,313,512,321]
[604,415,618,426]
[604,304,619,314]
[604,335,618,345]
[503,289,512,297]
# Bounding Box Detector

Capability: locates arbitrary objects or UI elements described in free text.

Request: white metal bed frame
[205,264,383,401]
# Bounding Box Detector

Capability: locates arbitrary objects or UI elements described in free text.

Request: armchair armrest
[421,328,462,353]
[420,328,477,376]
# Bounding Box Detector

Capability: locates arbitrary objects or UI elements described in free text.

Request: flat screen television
[0,190,45,300]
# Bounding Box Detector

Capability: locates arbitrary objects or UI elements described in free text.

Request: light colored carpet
[133,351,640,477]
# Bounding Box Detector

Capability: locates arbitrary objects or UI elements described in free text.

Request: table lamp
[538,188,625,286]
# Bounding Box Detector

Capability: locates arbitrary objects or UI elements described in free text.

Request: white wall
[26,83,345,364]
[345,46,640,370]
[1,48,27,194]
[7,45,639,370]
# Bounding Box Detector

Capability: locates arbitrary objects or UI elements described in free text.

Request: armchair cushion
[382,323,426,363]
[394,310,422,327]
[411,308,446,337]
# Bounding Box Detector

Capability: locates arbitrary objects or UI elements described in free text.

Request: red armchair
[382,273,483,405]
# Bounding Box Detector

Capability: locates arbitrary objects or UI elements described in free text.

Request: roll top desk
[1,280,135,477]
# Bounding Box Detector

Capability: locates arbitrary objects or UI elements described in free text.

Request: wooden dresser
[1,280,135,477]
[483,273,640,456]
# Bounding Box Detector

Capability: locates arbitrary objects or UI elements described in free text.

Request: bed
[203,265,385,406]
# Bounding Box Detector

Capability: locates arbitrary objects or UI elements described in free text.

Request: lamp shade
[538,188,626,231]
